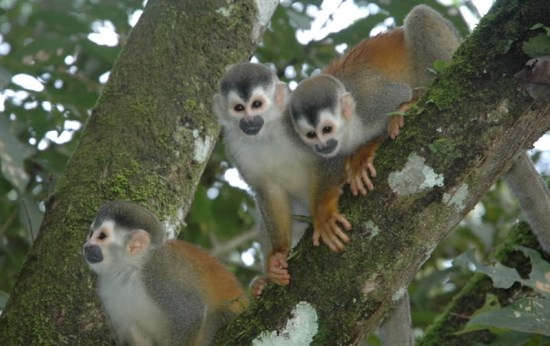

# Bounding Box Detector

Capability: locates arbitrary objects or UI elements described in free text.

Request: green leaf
[286,9,312,30]
[454,250,522,289]
[0,117,34,191]
[0,66,11,89]
[467,297,550,337]
[455,294,502,335]
[516,246,550,296]
[454,247,550,296]
[0,290,9,309]
[432,59,449,74]
[523,34,550,58]
[18,194,43,240]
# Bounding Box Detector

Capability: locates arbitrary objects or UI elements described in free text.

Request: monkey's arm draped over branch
[0,0,277,343]
[216,0,550,344]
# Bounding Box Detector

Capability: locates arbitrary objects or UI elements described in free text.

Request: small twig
[0,210,17,236]
[210,227,261,257]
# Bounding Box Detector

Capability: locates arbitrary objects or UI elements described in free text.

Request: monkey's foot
[250,276,268,299]
[267,252,290,286]
[387,114,405,140]
[313,212,352,252]
[346,141,380,196]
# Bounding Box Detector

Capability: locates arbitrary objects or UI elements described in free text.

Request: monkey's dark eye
[306,131,317,139]
[234,104,245,112]
[98,232,107,240]
[251,100,263,109]
[322,126,333,134]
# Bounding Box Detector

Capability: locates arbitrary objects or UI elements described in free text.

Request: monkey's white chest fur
[225,121,313,204]
[99,272,170,344]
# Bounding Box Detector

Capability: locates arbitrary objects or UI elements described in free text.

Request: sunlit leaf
[454,250,522,289]
[467,297,550,336]
[0,117,34,191]
[523,34,550,58]
[0,290,9,309]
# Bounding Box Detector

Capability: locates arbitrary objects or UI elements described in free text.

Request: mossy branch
[216,0,550,344]
[0,0,265,344]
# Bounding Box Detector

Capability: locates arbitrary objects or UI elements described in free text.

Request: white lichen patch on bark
[193,131,214,164]
[363,220,381,239]
[163,206,186,239]
[215,4,234,17]
[252,301,318,346]
[392,287,407,302]
[442,183,469,211]
[251,0,278,43]
[362,275,378,296]
[486,98,510,123]
[388,153,444,196]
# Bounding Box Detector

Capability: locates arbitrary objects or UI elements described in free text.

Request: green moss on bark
[0,0,260,344]
[217,0,550,344]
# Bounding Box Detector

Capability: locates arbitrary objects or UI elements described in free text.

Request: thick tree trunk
[216,0,550,344]
[0,0,276,344]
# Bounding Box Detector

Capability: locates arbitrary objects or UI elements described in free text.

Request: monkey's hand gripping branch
[345,139,382,196]
[313,186,352,252]
[267,251,290,286]
[346,95,417,195]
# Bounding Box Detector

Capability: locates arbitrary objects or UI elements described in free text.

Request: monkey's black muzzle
[315,139,338,155]
[239,116,264,135]
[84,245,103,264]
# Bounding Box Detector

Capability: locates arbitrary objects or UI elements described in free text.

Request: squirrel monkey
[287,5,460,248]
[214,63,318,286]
[291,5,460,196]
[214,63,355,288]
[83,201,248,345]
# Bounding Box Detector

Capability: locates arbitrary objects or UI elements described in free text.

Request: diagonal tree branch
[216,0,550,344]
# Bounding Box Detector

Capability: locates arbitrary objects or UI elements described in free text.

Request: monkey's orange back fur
[166,240,248,314]
[325,28,411,83]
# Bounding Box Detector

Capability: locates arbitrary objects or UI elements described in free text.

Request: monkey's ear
[127,230,151,256]
[340,92,356,120]
[274,82,289,110]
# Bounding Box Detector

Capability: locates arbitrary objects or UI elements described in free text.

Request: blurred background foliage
[0,0,548,343]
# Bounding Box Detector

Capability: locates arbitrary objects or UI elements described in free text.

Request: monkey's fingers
[329,219,350,245]
[366,162,377,178]
[312,228,321,247]
[352,175,365,196]
[388,115,404,140]
[269,252,288,269]
[268,271,290,286]
[320,227,343,252]
[361,169,374,193]
[267,254,290,286]
[250,276,268,299]
[334,213,352,231]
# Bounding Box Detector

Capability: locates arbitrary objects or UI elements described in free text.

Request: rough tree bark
[0,0,548,345]
[216,0,550,344]
[0,0,277,344]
